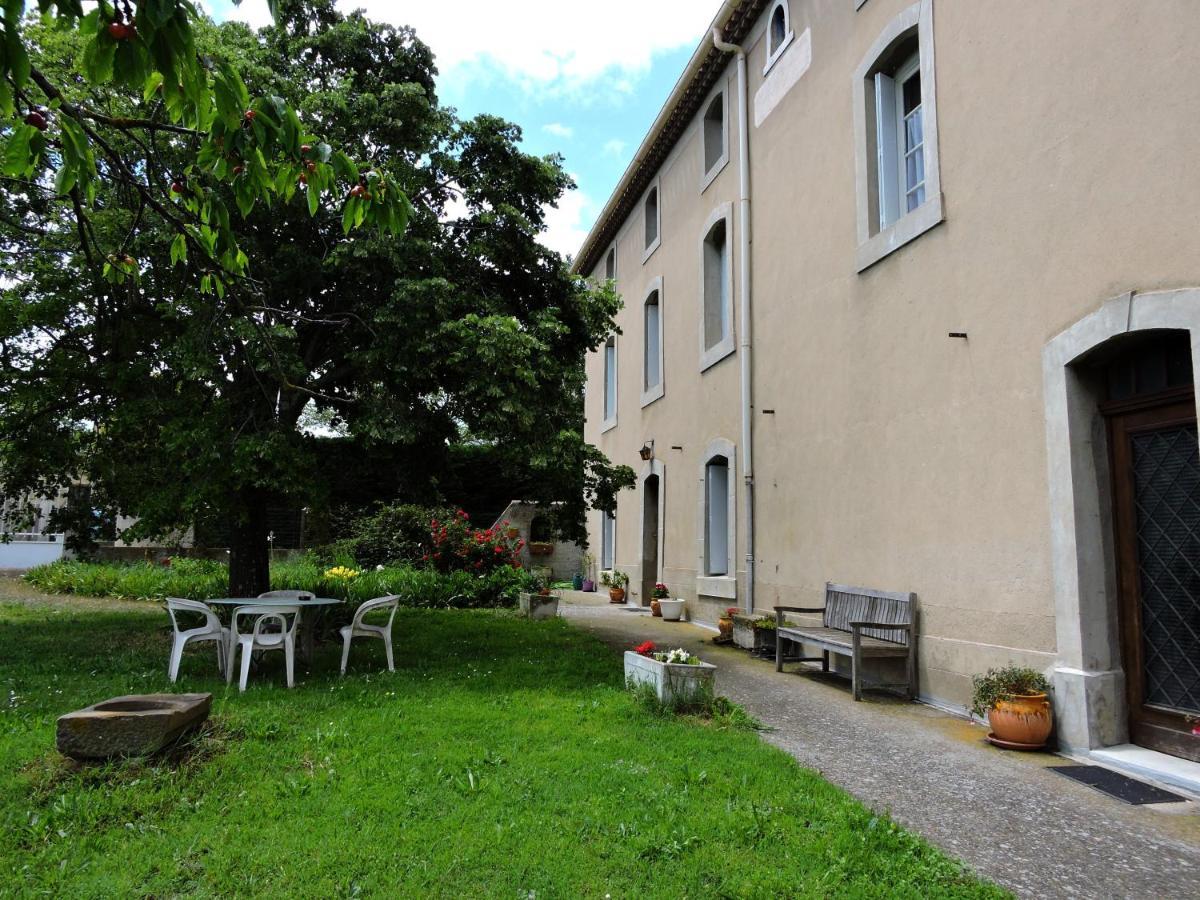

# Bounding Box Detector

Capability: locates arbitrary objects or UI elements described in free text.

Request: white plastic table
[206,597,343,666]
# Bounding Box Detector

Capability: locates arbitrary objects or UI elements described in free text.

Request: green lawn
[0,590,1003,898]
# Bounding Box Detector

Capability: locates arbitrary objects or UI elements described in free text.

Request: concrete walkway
[560,593,1200,899]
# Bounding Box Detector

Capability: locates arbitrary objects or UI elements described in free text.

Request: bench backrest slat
[824,583,915,646]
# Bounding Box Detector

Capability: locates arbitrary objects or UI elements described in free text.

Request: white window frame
[602,338,617,432]
[696,438,737,600]
[600,509,616,572]
[852,0,943,273]
[641,276,665,407]
[641,178,661,263]
[700,83,729,192]
[763,1,795,76]
[698,202,735,372]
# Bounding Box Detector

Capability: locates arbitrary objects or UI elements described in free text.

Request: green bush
[333,503,453,568]
[24,557,535,611]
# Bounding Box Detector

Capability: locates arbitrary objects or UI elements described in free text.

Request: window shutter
[874,71,900,228]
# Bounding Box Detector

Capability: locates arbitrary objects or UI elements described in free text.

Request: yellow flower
[324,566,360,580]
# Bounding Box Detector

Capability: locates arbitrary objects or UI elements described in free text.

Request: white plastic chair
[339,595,400,675]
[228,604,301,692]
[166,598,229,682]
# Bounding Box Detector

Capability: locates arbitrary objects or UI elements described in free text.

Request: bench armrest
[775,605,824,625]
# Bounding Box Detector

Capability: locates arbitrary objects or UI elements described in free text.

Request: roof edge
[571,0,755,275]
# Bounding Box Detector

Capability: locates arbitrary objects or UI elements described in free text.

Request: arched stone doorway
[1044,289,1200,760]
[639,459,665,608]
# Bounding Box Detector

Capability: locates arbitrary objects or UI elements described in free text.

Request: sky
[204,1,720,258]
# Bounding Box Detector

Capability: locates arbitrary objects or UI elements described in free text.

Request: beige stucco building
[577,0,1200,768]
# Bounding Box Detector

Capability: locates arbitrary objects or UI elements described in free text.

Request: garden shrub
[427,509,524,575]
[335,503,454,568]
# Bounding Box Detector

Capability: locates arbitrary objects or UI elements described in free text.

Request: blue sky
[205,1,718,257]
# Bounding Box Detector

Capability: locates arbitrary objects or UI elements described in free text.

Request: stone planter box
[519,592,559,620]
[658,599,685,621]
[623,651,716,704]
[732,614,775,651]
[57,693,211,760]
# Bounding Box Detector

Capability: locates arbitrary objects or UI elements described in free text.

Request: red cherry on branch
[232,164,245,175]
[24,111,47,131]
[243,109,256,122]
[300,144,312,154]
[170,181,185,194]
[107,22,130,40]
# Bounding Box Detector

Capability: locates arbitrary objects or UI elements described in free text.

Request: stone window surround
[641,276,666,407]
[641,177,662,264]
[603,241,617,281]
[700,80,730,194]
[763,0,795,77]
[697,438,737,600]
[1043,287,1200,754]
[601,337,618,433]
[852,0,943,273]
[699,202,736,372]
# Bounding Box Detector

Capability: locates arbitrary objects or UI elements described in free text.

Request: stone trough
[56,693,212,760]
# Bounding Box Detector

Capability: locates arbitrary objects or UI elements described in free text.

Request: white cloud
[539,184,591,259]
[212,1,714,92]
[542,123,574,139]
[603,139,627,157]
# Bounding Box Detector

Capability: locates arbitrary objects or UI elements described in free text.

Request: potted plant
[971,665,1053,750]
[651,582,670,617]
[519,576,559,620]
[717,606,737,640]
[601,570,629,603]
[580,553,596,592]
[572,570,584,591]
[731,613,777,650]
[658,595,685,621]
[624,641,717,704]
[528,541,554,556]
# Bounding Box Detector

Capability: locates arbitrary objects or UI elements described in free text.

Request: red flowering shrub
[424,509,524,575]
[634,640,656,657]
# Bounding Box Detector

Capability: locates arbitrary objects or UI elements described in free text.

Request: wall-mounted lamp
[638,440,655,461]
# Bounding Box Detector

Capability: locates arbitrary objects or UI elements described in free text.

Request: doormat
[1049,765,1187,805]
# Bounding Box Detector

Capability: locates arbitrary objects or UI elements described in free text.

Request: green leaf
[169,233,187,266]
[342,196,357,235]
[306,181,319,216]
[0,124,34,177]
[332,150,358,183]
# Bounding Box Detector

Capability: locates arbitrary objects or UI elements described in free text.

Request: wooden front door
[1108,391,1200,761]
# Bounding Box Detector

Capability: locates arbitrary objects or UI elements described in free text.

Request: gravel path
[561,594,1200,900]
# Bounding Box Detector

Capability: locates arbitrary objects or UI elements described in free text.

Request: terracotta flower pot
[609,588,626,604]
[717,615,734,639]
[650,599,662,617]
[988,692,1053,749]
[505,527,520,539]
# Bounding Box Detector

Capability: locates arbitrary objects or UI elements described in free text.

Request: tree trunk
[228,493,270,597]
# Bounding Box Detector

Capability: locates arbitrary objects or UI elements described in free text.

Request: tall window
[601,511,615,570]
[604,245,616,280]
[603,338,617,426]
[643,286,663,402]
[875,50,924,229]
[701,212,733,369]
[705,456,730,576]
[703,91,726,178]
[643,185,660,255]
[764,1,793,74]
[852,1,942,272]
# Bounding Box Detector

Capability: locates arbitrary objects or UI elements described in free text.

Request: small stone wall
[492,500,584,582]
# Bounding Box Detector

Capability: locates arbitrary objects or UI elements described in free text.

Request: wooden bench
[775,582,917,700]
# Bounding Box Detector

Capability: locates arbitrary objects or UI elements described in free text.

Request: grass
[0,583,1004,898]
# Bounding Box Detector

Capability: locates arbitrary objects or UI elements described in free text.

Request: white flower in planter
[662,648,696,665]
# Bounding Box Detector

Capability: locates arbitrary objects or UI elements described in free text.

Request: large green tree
[0,1,631,593]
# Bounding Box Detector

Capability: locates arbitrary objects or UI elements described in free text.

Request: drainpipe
[712,26,755,616]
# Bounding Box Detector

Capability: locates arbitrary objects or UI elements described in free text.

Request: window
[705,456,730,576]
[699,204,734,370]
[874,52,924,228]
[642,278,664,406]
[852,0,942,272]
[602,338,617,429]
[642,182,660,260]
[701,88,728,188]
[604,244,616,280]
[601,510,615,570]
[763,1,794,75]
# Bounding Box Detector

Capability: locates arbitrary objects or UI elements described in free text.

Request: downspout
[712,26,755,615]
